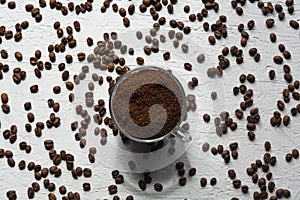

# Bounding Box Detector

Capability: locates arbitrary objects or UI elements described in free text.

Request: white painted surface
[0,0,300,199]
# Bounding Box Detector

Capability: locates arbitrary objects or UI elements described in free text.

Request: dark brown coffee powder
[111,68,184,140]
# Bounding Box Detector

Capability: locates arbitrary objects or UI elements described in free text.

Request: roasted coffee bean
[268,70,276,80]
[270,156,277,166]
[249,48,258,57]
[216,145,223,154]
[1,93,8,104]
[291,149,299,159]
[27,187,34,199]
[7,157,15,167]
[200,177,207,187]
[206,177,216,187]
[270,33,277,43]
[241,185,249,194]
[289,20,299,30]
[137,180,147,191]
[14,51,23,61]
[7,1,16,9]
[233,179,241,189]
[283,50,291,60]
[208,36,216,45]
[255,159,262,168]
[265,172,273,181]
[247,20,255,30]
[286,153,293,162]
[273,56,283,64]
[247,167,255,176]
[276,189,284,198]
[228,169,236,179]
[247,74,255,83]
[108,185,118,195]
[283,115,290,126]
[236,7,243,15]
[2,104,10,114]
[83,168,92,177]
[203,114,210,122]
[266,18,275,28]
[30,85,38,93]
[284,189,291,198]
[48,183,55,192]
[178,177,186,186]
[261,163,269,173]
[1,49,8,59]
[176,168,184,176]
[211,147,218,155]
[175,162,184,170]
[82,182,91,191]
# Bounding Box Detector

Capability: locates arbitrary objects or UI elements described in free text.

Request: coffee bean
[276,188,284,198]
[208,36,216,45]
[289,20,299,30]
[107,185,118,195]
[7,1,16,9]
[181,44,189,53]
[182,63,193,72]
[7,157,15,167]
[31,182,40,193]
[283,115,290,126]
[47,182,56,192]
[283,50,291,60]
[27,187,35,199]
[236,6,243,15]
[202,143,210,153]
[137,180,147,191]
[136,57,144,65]
[286,153,293,162]
[247,20,255,30]
[270,33,277,43]
[270,156,277,166]
[240,185,249,194]
[83,168,92,177]
[267,69,276,80]
[273,55,283,64]
[211,147,218,155]
[0,49,8,59]
[248,48,258,58]
[266,18,275,28]
[264,141,271,151]
[178,169,185,176]
[82,182,91,191]
[203,114,210,122]
[174,162,184,171]
[29,85,39,93]
[206,177,217,187]
[228,169,236,179]
[178,177,186,186]
[0,93,9,104]
[200,177,207,187]
[247,74,255,83]
[232,179,241,189]
[2,104,10,114]
[291,149,299,159]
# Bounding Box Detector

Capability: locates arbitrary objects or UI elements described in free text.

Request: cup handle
[173,127,192,142]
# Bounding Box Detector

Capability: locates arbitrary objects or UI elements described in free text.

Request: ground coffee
[110,67,185,140]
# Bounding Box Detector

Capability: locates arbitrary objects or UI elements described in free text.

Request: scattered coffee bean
[154,183,163,192]
[290,20,299,30]
[200,177,207,187]
[228,169,236,179]
[210,177,217,186]
[286,153,292,162]
[83,182,91,191]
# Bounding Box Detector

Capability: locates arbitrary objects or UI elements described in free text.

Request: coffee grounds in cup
[111,68,185,140]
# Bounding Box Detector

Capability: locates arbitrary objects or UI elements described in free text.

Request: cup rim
[109,65,187,143]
